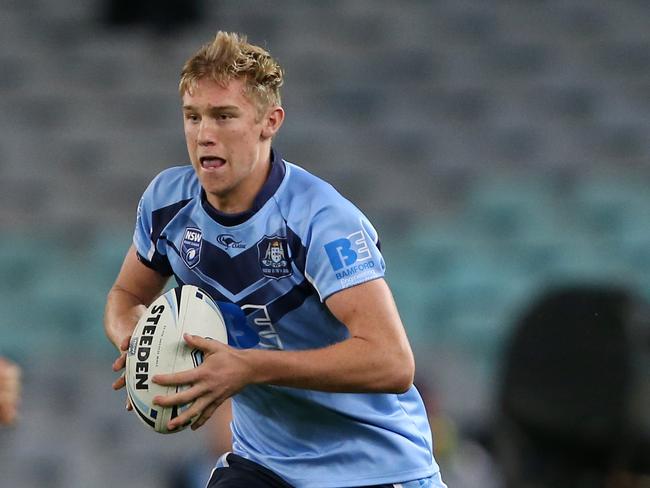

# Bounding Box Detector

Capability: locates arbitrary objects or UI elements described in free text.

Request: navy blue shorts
[205,453,423,488]
[206,453,293,488]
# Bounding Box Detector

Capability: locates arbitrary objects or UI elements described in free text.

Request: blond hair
[179,31,283,114]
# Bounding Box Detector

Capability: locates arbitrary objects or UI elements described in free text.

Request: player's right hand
[112,336,133,411]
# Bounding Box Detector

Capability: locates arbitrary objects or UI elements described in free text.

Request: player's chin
[196,168,224,185]
[201,180,234,201]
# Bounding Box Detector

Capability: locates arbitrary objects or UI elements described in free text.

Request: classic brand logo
[216,233,246,249]
[181,227,202,268]
[257,236,292,279]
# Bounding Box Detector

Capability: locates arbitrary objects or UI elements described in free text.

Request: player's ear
[261,106,284,139]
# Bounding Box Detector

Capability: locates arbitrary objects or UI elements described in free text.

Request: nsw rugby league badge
[181,227,202,268]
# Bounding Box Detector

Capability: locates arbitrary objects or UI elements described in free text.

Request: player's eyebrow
[182,104,240,112]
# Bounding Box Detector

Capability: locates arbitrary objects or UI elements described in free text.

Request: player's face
[182,77,283,213]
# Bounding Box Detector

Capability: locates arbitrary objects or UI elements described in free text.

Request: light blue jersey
[133,150,439,487]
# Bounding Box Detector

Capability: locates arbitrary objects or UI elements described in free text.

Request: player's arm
[105,245,168,348]
[248,277,415,392]
[154,278,416,430]
[104,245,168,388]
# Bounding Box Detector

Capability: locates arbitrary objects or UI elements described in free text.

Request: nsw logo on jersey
[257,236,292,279]
[324,230,380,286]
[181,227,202,268]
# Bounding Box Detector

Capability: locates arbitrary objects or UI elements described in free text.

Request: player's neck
[207,156,272,215]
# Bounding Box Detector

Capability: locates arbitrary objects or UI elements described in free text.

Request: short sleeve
[305,203,386,301]
[133,178,173,276]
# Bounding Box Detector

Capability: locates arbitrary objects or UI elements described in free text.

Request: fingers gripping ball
[125,285,228,434]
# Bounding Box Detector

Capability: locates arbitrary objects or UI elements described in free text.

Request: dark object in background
[496,285,649,488]
[103,0,202,34]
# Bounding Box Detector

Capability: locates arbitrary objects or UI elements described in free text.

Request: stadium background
[0,0,648,486]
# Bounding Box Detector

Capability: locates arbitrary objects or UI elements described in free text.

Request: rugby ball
[125,285,228,434]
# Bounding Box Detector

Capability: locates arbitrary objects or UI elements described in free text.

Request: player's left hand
[152,334,253,431]
[111,336,133,411]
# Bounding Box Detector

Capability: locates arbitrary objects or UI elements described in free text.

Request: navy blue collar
[201,148,286,226]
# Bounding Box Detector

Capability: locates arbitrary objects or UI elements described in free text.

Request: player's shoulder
[142,165,199,209]
[279,161,358,215]
[276,161,371,242]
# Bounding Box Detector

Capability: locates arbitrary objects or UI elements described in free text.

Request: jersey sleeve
[304,202,386,301]
[133,176,173,276]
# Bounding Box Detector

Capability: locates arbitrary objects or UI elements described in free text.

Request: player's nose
[197,119,218,146]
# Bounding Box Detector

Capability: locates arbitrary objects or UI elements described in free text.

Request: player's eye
[185,113,200,122]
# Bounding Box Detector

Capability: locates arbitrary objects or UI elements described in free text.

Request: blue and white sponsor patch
[324,230,381,286]
[181,227,202,268]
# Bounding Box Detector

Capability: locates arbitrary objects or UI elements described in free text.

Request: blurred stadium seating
[0,0,648,486]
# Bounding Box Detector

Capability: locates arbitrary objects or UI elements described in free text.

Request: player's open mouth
[200,156,226,169]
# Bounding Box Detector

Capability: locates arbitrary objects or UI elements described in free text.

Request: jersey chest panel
[158,202,313,350]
